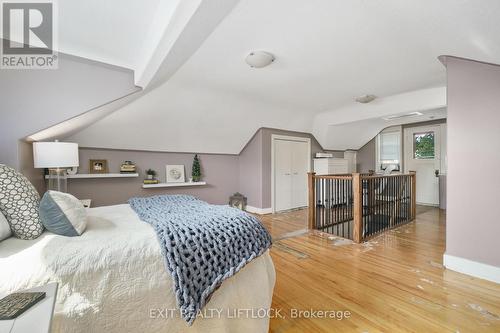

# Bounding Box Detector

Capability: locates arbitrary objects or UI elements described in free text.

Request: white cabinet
[313,158,349,175]
[274,139,310,212]
[313,158,350,206]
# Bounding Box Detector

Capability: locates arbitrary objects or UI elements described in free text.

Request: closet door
[274,140,293,211]
[291,141,309,208]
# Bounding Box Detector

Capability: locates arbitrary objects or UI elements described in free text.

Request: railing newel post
[352,173,363,243]
[410,171,417,220]
[308,172,316,230]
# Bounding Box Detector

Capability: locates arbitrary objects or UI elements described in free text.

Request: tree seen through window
[414,132,435,159]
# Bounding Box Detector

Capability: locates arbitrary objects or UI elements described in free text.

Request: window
[379,131,400,164]
[376,130,401,171]
[413,132,435,159]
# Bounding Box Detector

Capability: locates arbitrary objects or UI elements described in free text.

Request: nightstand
[80,199,91,208]
[0,283,58,333]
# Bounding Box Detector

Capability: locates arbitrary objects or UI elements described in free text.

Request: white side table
[0,282,58,333]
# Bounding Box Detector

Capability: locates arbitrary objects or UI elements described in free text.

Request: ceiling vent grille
[383,112,423,121]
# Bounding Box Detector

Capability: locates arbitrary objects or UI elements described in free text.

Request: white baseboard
[443,253,500,284]
[245,205,272,215]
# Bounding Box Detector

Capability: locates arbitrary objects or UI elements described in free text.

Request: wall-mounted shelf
[142,181,207,189]
[45,173,139,179]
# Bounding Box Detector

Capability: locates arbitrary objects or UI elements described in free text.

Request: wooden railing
[308,172,416,242]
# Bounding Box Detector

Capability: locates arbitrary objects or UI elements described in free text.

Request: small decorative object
[229,192,247,211]
[120,161,136,173]
[144,169,159,184]
[67,166,78,175]
[145,169,157,180]
[166,165,185,183]
[89,159,108,174]
[192,154,202,182]
[0,291,46,319]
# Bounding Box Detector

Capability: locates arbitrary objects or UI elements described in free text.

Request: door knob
[435,170,439,177]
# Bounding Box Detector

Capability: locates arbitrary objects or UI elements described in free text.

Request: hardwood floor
[259,207,500,332]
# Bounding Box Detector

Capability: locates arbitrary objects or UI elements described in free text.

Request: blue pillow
[39,191,87,236]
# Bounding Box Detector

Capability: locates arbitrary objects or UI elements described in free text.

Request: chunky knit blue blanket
[129,195,272,325]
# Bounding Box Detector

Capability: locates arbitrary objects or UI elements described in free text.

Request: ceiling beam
[135,0,241,89]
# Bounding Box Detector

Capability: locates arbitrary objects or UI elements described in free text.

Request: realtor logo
[1,1,58,69]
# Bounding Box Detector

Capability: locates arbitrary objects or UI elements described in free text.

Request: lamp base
[48,168,68,193]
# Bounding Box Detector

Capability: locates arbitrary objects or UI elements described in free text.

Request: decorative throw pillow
[0,164,44,240]
[0,212,11,241]
[39,191,87,236]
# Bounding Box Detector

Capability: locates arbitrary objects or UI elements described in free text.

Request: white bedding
[0,204,275,333]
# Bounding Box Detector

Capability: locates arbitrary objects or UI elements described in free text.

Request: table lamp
[33,141,79,192]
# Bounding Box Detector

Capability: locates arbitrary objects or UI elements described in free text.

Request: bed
[0,204,276,333]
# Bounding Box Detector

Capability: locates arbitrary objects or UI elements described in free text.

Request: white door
[404,125,443,206]
[274,138,310,212]
[275,140,293,211]
[291,141,309,208]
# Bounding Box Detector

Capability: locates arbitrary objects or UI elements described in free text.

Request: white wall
[67,80,313,154]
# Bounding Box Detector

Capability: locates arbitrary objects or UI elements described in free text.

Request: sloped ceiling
[314,87,447,150]
[59,0,500,151]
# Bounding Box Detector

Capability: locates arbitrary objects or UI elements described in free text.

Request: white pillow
[39,191,87,236]
[0,212,11,241]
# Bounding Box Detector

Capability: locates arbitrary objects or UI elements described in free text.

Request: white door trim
[271,134,311,213]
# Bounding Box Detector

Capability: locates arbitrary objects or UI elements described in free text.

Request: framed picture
[166,165,185,183]
[89,159,108,174]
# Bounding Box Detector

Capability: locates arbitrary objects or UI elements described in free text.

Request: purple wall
[69,148,239,207]
[0,52,137,170]
[69,128,334,208]
[237,128,341,209]
[260,128,342,208]
[25,128,347,209]
[238,130,263,208]
[356,137,376,173]
[446,57,500,268]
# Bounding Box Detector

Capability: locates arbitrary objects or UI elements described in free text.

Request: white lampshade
[33,142,79,168]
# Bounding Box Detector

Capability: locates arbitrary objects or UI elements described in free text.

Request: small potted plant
[145,169,157,180]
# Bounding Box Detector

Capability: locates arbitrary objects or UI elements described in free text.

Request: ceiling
[34,0,500,151]
[5,0,178,73]
[57,0,176,71]
[3,0,240,89]
[172,0,500,111]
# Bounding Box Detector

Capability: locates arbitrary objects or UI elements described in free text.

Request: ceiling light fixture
[383,112,423,121]
[245,51,275,68]
[355,94,377,104]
